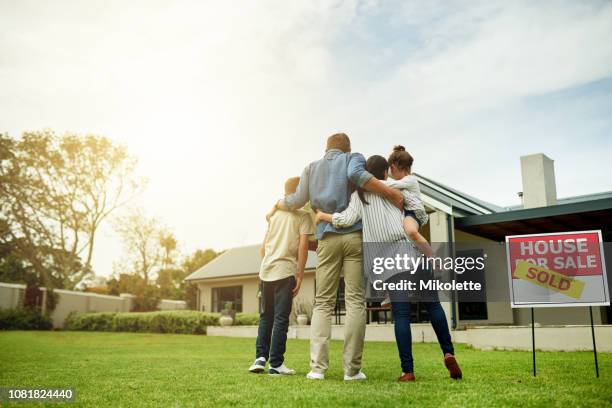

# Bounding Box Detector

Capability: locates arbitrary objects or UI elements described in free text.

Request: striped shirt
[331,184,408,243]
[331,180,421,288]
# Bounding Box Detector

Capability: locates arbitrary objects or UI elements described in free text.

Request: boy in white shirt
[249,177,314,375]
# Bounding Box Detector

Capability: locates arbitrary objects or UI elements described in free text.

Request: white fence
[0,282,187,328]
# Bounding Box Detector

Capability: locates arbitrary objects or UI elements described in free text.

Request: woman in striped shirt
[315,154,462,383]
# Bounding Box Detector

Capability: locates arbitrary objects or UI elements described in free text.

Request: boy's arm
[260,224,270,258]
[348,153,403,210]
[293,234,309,297]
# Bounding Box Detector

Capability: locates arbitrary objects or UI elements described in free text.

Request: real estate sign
[506,230,610,308]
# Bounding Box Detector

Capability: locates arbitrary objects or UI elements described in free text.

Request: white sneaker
[249,357,266,373]
[306,371,325,380]
[269,364,296,375]
[344,371,367,381]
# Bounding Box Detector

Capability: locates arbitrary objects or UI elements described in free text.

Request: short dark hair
[326,133,351,153]
[388,145,413,172]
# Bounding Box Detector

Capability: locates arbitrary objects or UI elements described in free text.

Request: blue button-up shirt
[282,149,373,239]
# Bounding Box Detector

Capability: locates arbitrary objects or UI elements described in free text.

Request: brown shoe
[444,354,462,379]
[397,372,416,382]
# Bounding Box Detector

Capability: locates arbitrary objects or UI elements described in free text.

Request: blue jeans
[255,276,294,368]
[391,301,454,373]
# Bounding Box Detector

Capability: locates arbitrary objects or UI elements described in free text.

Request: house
[185,244,318,314]
[186,153,612,329]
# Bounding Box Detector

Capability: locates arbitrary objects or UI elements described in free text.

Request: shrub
[234,313,259,326]
[65,310,220,334]
[64,311,117,331]
[0,308,53,330]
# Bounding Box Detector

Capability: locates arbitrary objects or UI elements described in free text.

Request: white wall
[159,299,187,311]
[0,282,25,309]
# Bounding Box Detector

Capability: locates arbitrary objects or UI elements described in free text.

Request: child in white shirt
[387,145,434,259]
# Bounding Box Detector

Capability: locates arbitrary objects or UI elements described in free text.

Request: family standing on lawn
[250,133,462,382]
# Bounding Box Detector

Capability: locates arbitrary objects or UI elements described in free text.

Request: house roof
[185,244,317,281]
[415,173,504,216]
[502,191,612,211]
[416,173,612,218]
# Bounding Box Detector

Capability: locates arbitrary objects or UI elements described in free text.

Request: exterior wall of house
[196,271,316,314]
[454,230,515,326]
[428,210,454,329]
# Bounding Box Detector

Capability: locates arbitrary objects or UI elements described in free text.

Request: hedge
[0,308,53,330]
[234,313,259,326]
[64,310,261,334]
[64,310,220,334]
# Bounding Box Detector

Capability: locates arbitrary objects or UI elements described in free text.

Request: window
[457,249,488,320]
[212,286,243,312]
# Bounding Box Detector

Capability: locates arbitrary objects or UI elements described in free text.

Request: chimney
[520,153,557,209]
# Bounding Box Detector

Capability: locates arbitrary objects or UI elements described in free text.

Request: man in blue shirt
[272,133,403,381]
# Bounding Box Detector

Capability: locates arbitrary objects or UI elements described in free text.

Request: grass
[0,331,611,407]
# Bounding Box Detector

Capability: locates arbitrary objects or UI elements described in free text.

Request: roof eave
[455,197,612,228]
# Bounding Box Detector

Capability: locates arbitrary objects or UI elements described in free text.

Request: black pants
[255,276,294,368]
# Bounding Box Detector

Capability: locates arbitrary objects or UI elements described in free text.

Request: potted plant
[294,298,309,326]
[219,301,234,326]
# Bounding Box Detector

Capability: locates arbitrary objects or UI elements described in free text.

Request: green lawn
[0,331,611,407]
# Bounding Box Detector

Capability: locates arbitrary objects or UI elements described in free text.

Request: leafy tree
[0,131,143,289]
[159,232,177,270]
[156,267,183,299]
[114,209,164,285]
[106,272,160,311]
[107,273,144,296]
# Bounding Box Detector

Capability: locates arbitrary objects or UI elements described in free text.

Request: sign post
[531,307,536,377]
[589,306,599,378]
[506,230,609,377]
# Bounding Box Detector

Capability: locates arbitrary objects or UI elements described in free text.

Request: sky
[1,0,612,278]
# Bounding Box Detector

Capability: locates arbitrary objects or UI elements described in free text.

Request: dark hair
[326,133,351,153]
[388,145,413,172]
[358,155,389,205]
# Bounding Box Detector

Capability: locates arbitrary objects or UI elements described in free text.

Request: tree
[159,232,177,270]
[107,272,144,296]
[0,131,143,289]
[107,272,161,312]
[114,209,164,285]
[156,267,183,299]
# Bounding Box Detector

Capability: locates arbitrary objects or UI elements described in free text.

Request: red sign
[507,231,603,278]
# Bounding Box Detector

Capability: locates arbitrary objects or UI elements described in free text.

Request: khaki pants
[310,231,366,376]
